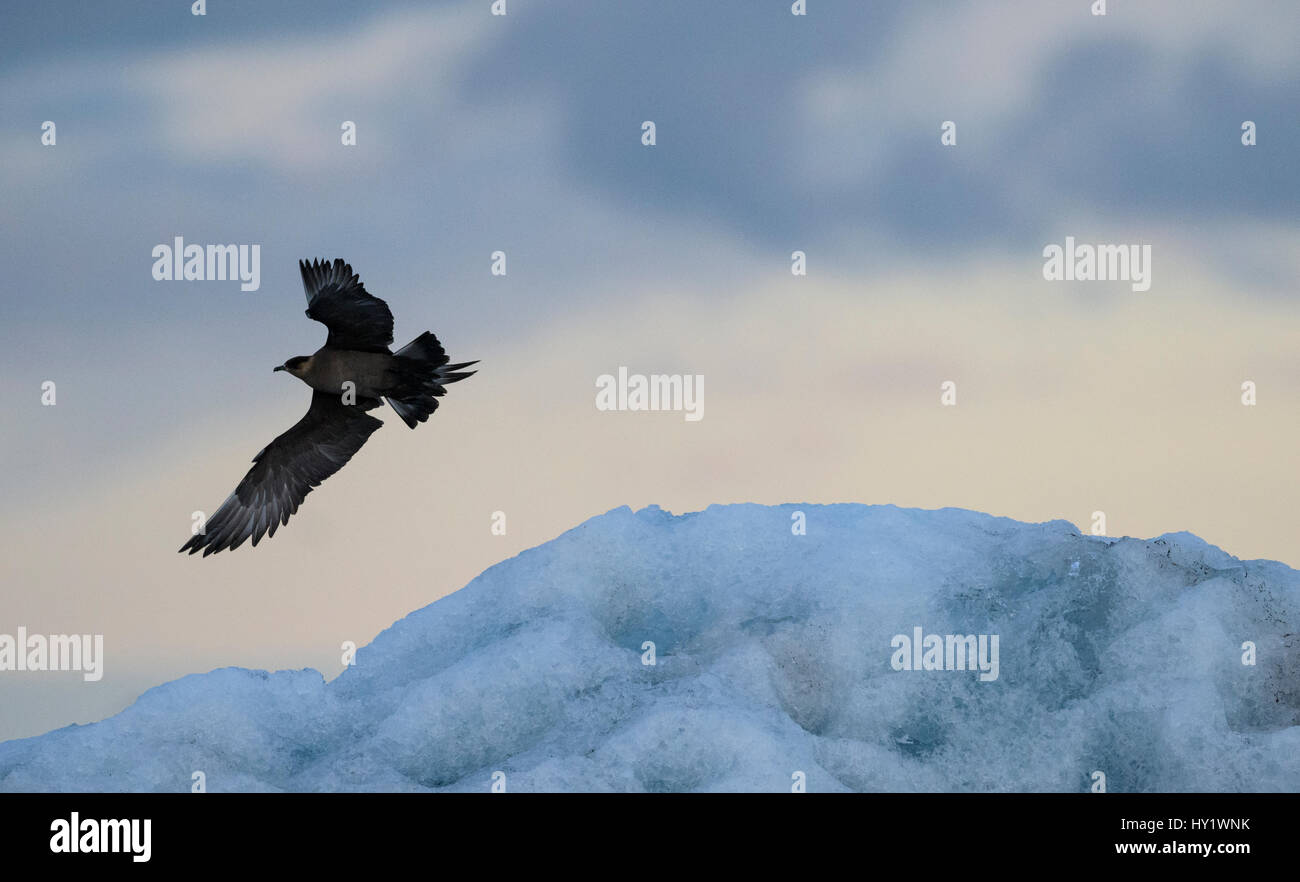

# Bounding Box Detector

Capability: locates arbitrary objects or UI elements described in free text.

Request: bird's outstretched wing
[299,258,394,353]
[180,391,383,556]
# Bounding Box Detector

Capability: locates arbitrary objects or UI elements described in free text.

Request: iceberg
[1,503,1296,792]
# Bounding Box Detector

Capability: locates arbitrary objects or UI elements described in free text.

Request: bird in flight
[180,258,476,556]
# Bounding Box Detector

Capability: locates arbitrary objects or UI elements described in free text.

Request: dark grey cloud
[454,2,1298,255]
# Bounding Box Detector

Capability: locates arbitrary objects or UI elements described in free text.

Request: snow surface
[2,504,1297,792]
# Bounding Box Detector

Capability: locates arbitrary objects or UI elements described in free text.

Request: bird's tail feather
[386,331,478,429]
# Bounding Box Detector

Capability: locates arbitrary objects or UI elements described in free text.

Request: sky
[0,0,1297,742]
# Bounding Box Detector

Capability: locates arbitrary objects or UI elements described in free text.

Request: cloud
[121,4,495,172]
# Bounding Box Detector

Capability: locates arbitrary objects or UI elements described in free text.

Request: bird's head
[274,355,312,377]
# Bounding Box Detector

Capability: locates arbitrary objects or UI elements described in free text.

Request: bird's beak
[273,365,286,372]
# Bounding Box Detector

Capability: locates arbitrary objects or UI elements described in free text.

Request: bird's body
[180,258,476,556]
[285,348,395,398]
